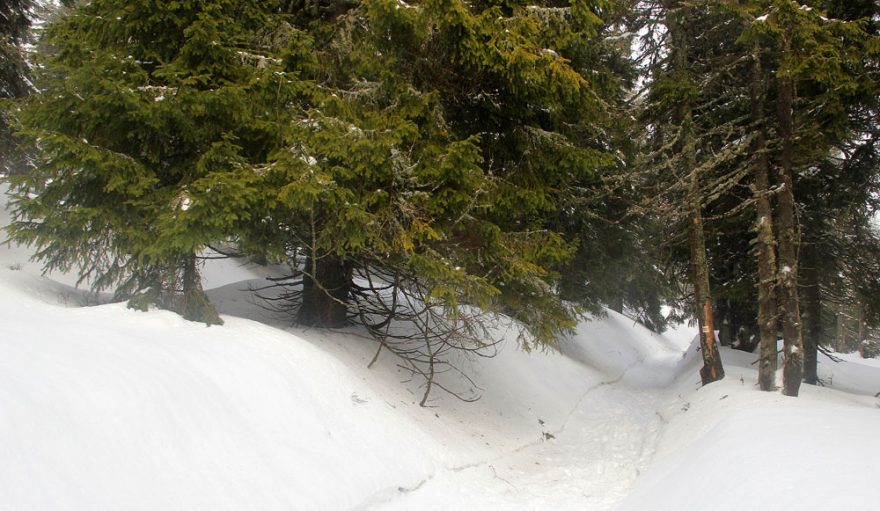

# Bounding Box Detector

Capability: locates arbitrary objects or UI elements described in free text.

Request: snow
[619,353,880,511]
[2,183,879,510]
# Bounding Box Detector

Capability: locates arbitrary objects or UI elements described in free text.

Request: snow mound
[620,373,880,511]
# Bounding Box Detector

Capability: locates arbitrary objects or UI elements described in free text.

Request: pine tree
[4,0,303,324]
[1,0,33,174]
[261,1,622,326]
[4,0,629,403]
[0,0,31,99]
[741,0,880,395]
[243,0,628,402]
[637,0,727,384]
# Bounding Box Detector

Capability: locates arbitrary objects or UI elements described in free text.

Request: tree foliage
[3,0,632,401]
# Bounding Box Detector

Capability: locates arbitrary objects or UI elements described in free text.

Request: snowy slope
[2,183,879,510]
[619,348,880,511]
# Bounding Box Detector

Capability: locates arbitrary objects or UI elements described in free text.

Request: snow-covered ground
[2,184,878,510]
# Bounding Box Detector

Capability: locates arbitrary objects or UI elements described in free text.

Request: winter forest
[1,1,879,510]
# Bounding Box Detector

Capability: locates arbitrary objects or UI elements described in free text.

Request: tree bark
[775,60,804,397]
[180,253,222,325]
[801,239,820,385]
[857,299,867,346]
[835,303,846,352]
[298,251,352,328]
[669,2,723,384]
[749,46,778,391]
[689,200,725,384]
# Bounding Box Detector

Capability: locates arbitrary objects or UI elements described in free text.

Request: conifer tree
[4,0,629,402]
[252,0,627,351]
[4,0,301,324]
[741,0,879,395]
[636,0,726,384]
[1,0,33,174]
[0,0,31,99]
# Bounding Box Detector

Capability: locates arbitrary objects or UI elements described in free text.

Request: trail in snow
[355,345,690,511]
[206,275,696,511]
[361,385,670,511]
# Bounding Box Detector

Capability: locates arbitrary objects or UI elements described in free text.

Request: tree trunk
[609,295,624,315]
[717,299,732,347]
[298,251,352,328]
[180,253,222,325]
[669,0,723,384]
[775,61,804,397]
[749,46,778,391]
[836,303,846,352]
[857,299,867,346]
[690,203,725,384]
[801,239,821,385]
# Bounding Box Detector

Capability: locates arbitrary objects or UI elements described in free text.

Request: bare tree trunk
[749,46,778,391]
[775,61,804,397]
[689,189,724,384]
[801,240,820,385]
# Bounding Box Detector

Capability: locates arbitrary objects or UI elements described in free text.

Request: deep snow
[2,184,879,510]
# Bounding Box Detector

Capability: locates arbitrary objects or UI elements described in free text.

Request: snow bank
[620,346,880,511]
[0,275,444,509]
[818,350,880,396]
[561,308,695,387]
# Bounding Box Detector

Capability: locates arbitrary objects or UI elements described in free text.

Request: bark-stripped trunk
[669,1,724,384]
[775,58,804,397]
[689,185,724,384]
[749,46,778,391]
[801,239,821,385]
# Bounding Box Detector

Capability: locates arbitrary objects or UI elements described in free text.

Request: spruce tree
[4,0,303,324]
[1,0,33,174]
[0,0,31,99]
[636,0,728,384]
[4,0,629,402]
[741,0,879,395]
[237,0,629,401]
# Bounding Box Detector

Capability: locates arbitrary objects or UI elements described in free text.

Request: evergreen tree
[0,0,31,99]
[638,0,879,393]
[636,0,727,384]
[740,0,880,395]
[4,0,629,402]
[1,0,33,174]
[4,0,302,324]
[247,1,630,394]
